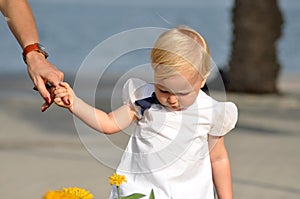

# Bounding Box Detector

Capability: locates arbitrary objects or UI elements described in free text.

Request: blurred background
[0,0,299,198]
[1,0,299,75]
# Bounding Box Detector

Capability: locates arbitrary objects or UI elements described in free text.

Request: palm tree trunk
[226,0,283,93]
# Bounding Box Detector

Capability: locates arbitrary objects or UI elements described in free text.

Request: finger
[46,70,64,87]
[53,87,70,104]
[54,97,69,108]
[54,92,69,98]
[33,82,52,91]
[58,82,72,105]
[54,97,62,105]
[58,82,70,88]
[41,102,51,112]
[35,79,51,104]
[54,88,68,95]
[62,96,70,105]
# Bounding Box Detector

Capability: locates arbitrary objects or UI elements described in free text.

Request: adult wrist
[22,43,49,64]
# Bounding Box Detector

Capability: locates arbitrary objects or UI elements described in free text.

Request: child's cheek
[179,95,197,108]
[156,93,167,105]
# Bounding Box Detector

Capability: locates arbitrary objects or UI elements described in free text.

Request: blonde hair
[151,26,211,80]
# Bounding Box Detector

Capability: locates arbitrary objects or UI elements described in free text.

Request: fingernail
[45,97,51,104]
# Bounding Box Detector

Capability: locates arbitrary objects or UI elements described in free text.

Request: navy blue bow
[134,86,209,116]
[134,92,161,116]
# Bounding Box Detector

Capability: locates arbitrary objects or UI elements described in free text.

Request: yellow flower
[43,187,93,199]
[62,187,93,199]
[109,173,127,187]
[43,190,75,199]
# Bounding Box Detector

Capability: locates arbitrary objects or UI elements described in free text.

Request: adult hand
[26,51,67,112]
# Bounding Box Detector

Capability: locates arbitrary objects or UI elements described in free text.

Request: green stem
[116,186,120,199]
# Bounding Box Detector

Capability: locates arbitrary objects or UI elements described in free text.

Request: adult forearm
[1,0,39,48]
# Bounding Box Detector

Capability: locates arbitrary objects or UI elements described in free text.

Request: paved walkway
[0,73,299,199]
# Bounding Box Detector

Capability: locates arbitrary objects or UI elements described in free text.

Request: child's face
[154,69,204,111]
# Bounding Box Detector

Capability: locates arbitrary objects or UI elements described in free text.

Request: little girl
[53,26,238,199]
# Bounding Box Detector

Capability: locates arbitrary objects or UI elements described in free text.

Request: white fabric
[109,78,238,199]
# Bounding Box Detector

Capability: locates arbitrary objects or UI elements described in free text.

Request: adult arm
[0,0,39,47]
[0,0,64,111]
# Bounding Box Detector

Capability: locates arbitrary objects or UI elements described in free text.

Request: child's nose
[168,95,178,104]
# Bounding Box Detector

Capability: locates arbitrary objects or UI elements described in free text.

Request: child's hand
[53,82,74,112]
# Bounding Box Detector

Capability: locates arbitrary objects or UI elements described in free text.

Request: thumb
[62,96,70,105]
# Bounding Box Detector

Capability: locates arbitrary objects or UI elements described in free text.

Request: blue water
[0,0,299,74]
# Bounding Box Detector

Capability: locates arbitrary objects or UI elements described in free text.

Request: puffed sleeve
[209,101,238,136]
[122,78,154,119]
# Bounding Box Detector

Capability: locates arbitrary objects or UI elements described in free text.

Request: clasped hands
[41,82,73,112]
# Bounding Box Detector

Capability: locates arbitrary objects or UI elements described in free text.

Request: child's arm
[54,82,137,134]
[209,135,233,199]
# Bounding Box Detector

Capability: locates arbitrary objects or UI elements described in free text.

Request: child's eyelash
[159,89,169,93]
[159,89,190,96]
[177,92,189,96]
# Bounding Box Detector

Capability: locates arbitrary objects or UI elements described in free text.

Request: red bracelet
[22,43,48,63]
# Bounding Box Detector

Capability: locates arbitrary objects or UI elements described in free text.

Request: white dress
[109,78,238,199]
